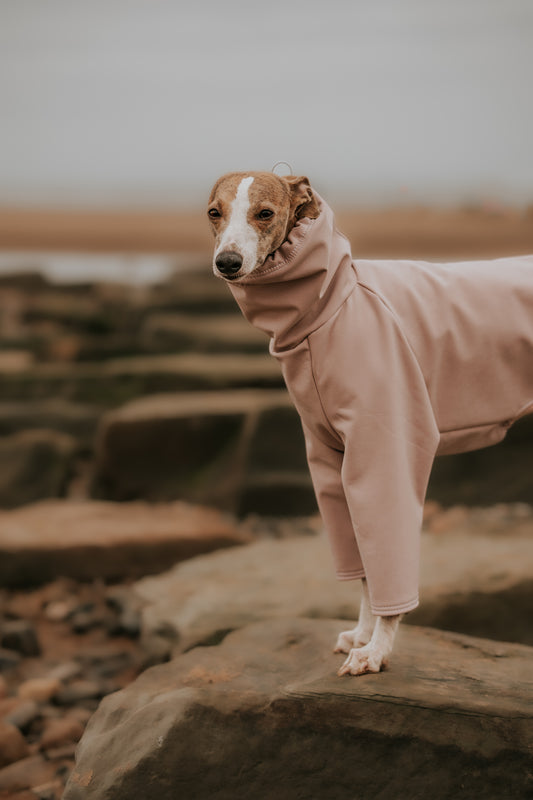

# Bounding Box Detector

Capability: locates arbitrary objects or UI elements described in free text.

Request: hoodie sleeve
[309,287,440,616]
[302,425,365,581]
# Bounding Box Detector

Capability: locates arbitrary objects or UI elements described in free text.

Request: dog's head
[207,171,320,281]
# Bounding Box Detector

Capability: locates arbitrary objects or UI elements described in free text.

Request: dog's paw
[337,645,388,677]
[333,627,371,654]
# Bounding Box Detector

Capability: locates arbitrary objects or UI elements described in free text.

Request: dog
[207,170,533,675]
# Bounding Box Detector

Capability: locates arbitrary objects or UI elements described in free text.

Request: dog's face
[207,171,319,281]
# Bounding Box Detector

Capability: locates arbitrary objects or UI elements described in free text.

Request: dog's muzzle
[215,251,243,277]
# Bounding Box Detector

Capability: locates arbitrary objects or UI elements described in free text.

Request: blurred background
[0,5,532,794]
[0,0,532,516]
[0,0,531,512]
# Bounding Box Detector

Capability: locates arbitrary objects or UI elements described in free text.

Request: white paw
[334,627,371,654]
[337,644,388,676]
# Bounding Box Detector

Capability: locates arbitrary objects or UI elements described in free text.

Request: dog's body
[208,171,533,675]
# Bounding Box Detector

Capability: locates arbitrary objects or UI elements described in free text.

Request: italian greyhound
[207,170,533,675]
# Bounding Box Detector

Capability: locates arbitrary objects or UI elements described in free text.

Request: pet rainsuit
[226,195,533,615]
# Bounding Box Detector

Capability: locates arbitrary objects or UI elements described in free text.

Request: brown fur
[208,171,320,271]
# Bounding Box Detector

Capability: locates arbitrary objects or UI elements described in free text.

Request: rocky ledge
[64,618,533,800]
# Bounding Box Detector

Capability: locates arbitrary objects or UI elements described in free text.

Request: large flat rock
[93,389,314,514]
[0,499,248,586]
[134,507,533,656]
[64,618,533,800]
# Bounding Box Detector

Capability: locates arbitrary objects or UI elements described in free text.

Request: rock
[45,662,83,683]
[0,352,283,404]
[0,720,30,767]
[427,414,533,506]
[140,312,268,354]
[40,717,85,751]
[0,647,21,669]
[17,678,61,703]
[0,620,41,657]
[31,779,64,800]
[3,700,40,731]
[54,680,107,706]
[134,515,533,656]
[0,429,77,509]
[0,400,98,444]
[63,619,533,800]
[93,389,314,514]
[0,499,248,586]
[146,267,240,315]
[0,754,56,793]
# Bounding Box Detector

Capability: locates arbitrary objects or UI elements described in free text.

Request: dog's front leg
[334,578,375,653]
[337,613,401,676]
[334,579,401,676]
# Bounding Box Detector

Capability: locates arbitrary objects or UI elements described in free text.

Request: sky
[0,0,532,208]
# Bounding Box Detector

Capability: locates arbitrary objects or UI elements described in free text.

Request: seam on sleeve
[307,337,343,445]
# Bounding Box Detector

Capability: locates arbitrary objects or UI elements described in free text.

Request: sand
[0,204,532,260]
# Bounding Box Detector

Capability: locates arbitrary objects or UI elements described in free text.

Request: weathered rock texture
[134,509,533,658]
[0,499,248,586]
[64,618,533,800]
[93,389,314,514]
[0,428,77,508]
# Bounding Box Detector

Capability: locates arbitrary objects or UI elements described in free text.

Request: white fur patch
[215,176,258,276]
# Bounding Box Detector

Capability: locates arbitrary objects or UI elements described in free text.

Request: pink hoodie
[228,195,533,616]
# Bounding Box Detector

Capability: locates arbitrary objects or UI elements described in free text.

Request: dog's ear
[285,176,320,221]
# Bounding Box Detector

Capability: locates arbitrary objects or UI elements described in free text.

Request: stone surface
[0,499,248,586]
[64,618,533,800]
[0,429,77,508]
[0,400,99,444]
[40,717,85,751]
[0,754,56,793]
[0,720,30,768]
[428,414,533,506]
[140,312,268,354]
[17,678,61,703]
[0,352,283,404]
[134,511,533,657]
[93,389,314,514]
[0,621,41,657]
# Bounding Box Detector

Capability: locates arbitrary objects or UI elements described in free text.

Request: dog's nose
[215,251,243,275]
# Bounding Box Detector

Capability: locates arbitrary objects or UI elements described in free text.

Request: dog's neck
[225,194,357,352]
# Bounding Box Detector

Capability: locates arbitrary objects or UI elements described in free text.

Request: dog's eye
[257,209,274,220]
[208,208,221,219]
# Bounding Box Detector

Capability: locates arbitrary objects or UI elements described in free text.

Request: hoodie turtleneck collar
[224,194,357,352]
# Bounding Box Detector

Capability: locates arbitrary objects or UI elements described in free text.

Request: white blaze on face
[215,176,258,276]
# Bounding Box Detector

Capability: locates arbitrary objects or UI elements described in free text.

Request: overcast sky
[1,0,532,208]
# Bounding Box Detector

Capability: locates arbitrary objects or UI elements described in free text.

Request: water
[0,251,205,285]
[1,0,532,209]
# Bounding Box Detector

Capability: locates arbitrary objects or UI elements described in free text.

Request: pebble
[32,778,64,799]
[44,600,74,622]
[40,716,85,750]
[54,680,103,706]
[45,660,83,683]
[4,700,40,731]
[18,678,62,703]
[0,646,22,669]
[0,620,41,657]
[0,754,56,792]
[0,720,30,768]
